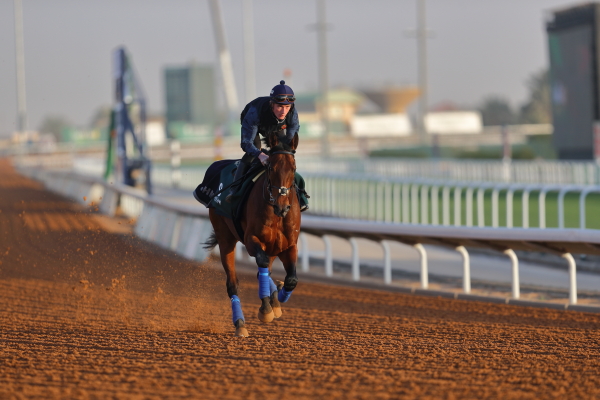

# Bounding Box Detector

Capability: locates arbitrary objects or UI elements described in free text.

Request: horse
[204,132,301,337]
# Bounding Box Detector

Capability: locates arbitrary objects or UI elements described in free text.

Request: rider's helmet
[270,80,295,105]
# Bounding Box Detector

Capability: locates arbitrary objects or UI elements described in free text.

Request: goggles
[272,95,296,103]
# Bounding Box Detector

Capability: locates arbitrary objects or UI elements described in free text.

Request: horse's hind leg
[267,257,282,319]
[209,212,248,337]
[277,245,299,304]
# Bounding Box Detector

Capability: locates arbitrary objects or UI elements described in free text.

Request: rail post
[323,236,333,277]
[503,249,520,299]
[382,241,392,284]
[414,243,428,289]
[431,186,439,225]
[465,187,474,227]
[580,189,589,229]
[492,187,500,228]
[477,187,485,227]
[456,246,470,294]
[558,188,567,229]
[539,188,550,229]
[350,238,360,281]
[522,188,531,228]
[402,184,410,223]
[506,187,514,228]
[420,185,429,225]
[300,233,309,272]
[562,253,577,305]
[454,187,462,227]
[411,184,419,224]
[442,186,450,226]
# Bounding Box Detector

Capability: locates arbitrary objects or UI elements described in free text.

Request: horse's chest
[264,231,288,254]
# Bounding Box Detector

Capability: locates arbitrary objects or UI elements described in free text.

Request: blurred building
[361,87,420,114]
[295,89,364,137]
[353,87,420,137]
[164,63,216,141]
[547,3,600,160]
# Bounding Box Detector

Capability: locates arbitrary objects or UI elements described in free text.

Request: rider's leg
[226,153,255,202]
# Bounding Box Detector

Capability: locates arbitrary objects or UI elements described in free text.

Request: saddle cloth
[193,159,262,217]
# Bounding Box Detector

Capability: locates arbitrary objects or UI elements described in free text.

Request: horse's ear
[291,132,299,150]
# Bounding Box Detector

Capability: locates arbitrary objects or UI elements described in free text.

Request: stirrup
[300,205,309,212]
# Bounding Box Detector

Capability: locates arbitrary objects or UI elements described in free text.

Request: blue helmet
[270,80,295,105]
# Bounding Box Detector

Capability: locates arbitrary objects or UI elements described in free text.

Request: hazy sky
[0,0,577,136]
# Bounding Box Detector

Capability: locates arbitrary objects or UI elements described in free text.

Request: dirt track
[1,160,600,399]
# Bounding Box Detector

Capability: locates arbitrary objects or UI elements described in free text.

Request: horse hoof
[235,326,249,337]
[270,291,282,319]
[258,309,274,323]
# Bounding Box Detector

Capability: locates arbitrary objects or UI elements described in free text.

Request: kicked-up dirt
[1,159,600,399]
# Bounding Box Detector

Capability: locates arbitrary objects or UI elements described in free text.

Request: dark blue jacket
[241,97,300,157]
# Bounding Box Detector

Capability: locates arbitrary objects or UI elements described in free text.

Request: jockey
[226,80,299,202]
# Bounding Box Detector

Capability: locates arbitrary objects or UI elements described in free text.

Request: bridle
[263,150,296,207]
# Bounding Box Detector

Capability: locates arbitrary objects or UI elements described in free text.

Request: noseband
[264,150,296,207]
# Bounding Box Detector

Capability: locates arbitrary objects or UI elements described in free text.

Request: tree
[478,96,516,126]
[38,115,71,141]
[519,69,551,124]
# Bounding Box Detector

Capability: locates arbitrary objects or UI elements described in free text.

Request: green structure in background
[104,111,116,180]
[164,63,217,141]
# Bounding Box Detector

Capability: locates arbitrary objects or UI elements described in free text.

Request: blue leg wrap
[258,267,271,299]
[269,277,277,295]
[278,287,293,303]
[231,295,245,326]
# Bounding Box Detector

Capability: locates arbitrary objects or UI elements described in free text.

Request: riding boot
[226,159,251,203]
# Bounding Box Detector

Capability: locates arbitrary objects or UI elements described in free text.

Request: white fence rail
[17,167,600,311]
[21,153,600,233]
[303,173,600,231]
[298,158,600,185]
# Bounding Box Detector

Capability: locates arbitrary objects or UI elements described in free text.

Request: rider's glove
[258,153,269,166]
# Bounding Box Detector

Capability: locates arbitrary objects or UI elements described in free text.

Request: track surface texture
[1,160,600,399]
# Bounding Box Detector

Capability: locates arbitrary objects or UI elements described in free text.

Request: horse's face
[267,153,296,218]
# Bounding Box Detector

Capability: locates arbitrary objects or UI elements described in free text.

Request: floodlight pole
[417,0,428,142]
[317,0,330,157]
[243,0,256,103]
[14,0,27,134]
[209,0,239,116]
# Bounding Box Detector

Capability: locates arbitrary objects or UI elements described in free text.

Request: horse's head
[265,133,298,218]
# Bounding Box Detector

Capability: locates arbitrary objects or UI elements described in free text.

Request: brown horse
[204,132,301,337]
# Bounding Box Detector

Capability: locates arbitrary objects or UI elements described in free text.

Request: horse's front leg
[248,239,276,323]
[277,244,299,304]
[209,212,248,337]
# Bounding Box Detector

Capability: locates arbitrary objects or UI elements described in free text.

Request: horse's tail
[203,230,218,251]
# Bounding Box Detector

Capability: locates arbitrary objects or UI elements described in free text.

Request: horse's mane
[263,132,296,154]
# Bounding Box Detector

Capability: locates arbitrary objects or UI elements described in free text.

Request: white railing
[64,157,600,187]
[23,157,600,232]
[303,173,600,230]
[17,166,600,311]
[297,158,600,185]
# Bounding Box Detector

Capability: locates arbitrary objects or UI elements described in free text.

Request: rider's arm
[240,106,262,158]
[285,107,300,141]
